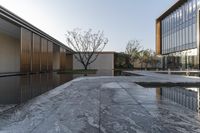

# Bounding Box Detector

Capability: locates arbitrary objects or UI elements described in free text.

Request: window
[192,23,196,43]
[161,0,198,54]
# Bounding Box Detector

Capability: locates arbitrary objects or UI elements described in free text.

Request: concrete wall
[73,53,114,70]
[0,32,20,73]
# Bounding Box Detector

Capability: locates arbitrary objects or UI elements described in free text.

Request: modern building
[156,0,200,70]
[73,52,115,75]
[0,6,73,74]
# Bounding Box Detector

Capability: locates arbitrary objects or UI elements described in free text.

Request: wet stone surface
[0,76,200,133]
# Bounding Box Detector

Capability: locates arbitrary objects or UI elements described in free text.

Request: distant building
[73,52,115,75]
[156,0,200,70]
[0,6,73,74]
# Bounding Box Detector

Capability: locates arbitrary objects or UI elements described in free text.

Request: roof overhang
[156,0,187,21]
[0,5,74,53]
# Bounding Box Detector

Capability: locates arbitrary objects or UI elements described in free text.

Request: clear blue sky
[0,0,176,52]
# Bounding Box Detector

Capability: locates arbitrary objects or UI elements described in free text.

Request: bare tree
[66,29,108,70]
[125,40,141,69]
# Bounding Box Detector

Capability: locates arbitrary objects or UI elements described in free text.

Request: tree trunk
[84,65,88,70]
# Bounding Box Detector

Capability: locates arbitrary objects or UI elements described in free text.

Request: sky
[0,0,176,52]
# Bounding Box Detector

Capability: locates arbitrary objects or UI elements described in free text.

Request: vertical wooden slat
[60,47,63,70]
[53,44,60,71]
[156,20,162,55]
[60,47,66,71]
[47,41,53,71]
[41,38,48,72]
[21,28,32,73]
[65,53,73,70]
[32,33,41,73]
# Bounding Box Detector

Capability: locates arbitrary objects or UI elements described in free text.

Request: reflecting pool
[0,73,73,104]
[150,87,200,112]
[0,70,120,105]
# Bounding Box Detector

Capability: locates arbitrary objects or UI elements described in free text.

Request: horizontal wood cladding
[156,20,161,55]
[20,28,31,73]
[32,33,41,72]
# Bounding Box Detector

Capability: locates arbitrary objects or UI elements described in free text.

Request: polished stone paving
[0,76,200,132]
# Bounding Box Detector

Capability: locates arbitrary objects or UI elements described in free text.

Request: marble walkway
[0,75,200,133]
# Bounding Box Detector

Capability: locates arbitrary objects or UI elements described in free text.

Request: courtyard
[0,73,200,133]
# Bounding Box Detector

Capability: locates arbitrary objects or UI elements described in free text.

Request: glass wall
[162,48,199,70]
[161,0,197,54]
[161,0,200,70]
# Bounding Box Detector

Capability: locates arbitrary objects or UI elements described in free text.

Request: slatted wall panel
[60,47,66,71]
[47,41,53,71]
[65,54,73,70]
[32,33,41,72]
[20,28,32,73]
[41,38,48,72]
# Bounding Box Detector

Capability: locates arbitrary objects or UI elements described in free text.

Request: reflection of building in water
[0,73,73,104]
[156,87,161,100]
[158,87,199,112]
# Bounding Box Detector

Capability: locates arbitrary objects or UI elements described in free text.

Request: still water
[2,70,199,114]
[157,72,200,77]
[0,73,73,104]
[0,70,119,105]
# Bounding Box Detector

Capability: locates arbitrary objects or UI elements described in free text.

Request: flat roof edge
[157,0,187,21]
[0,5,73,53]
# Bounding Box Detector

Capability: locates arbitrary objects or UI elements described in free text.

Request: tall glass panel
[161,0,197,52]
[160,0,198,69]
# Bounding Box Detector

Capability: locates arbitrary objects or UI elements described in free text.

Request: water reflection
[0,73,73,104]
[157,72,200,77]
[0,70,118,105]
[158,87,199,112]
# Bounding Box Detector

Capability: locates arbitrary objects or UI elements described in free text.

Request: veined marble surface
[0,77,200,133]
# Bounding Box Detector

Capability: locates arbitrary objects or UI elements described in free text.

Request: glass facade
[160,0,200,70]
[161,0,197,54]
[162,48,198,69]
